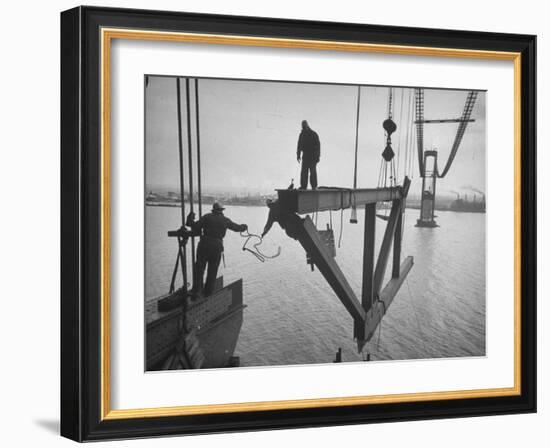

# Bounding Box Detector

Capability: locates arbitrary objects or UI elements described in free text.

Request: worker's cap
[212,202,225,212]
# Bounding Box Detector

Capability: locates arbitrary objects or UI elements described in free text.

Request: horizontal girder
[415,118,475,124]
[277,186,403,215]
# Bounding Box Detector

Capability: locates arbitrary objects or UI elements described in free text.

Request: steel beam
[278,178,413,353]
[415,118,475,124]
[373,200,402,296]
[298,217,366,323]
[354,203,376,343]
[277,187,402,215]
[363,256,414,342]
[392,205,403,278]
[372,176,410,294]
[362,203,376,311]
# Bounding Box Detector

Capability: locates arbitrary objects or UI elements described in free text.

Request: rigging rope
[350,86,362,224]
[402,89,412,181]
[382,87,397,188]
[338,207,344,248]
[194,78,203,218]
[409,90,416,178]
[175,78,188,291]
[240,231,281,263]
[387,87,394,119]
[396,88,405,181]
[185,78,196,281]
[377,157,384,189]
[352,86,361,190]
[376,87,399,218]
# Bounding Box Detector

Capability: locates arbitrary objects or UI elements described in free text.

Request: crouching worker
[262,199,304,241]
[186,202,248,297]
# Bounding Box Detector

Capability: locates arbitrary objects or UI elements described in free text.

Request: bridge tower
[417,150,439,227]
[414,89,478,228]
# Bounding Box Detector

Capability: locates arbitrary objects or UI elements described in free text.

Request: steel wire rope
[396,88,405,182]
[338,207,344,248]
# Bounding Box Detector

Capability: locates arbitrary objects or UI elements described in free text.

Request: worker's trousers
[300,161,318,189]
[194,238,222,296]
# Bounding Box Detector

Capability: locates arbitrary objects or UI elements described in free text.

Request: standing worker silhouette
[186,202,248,297]
[297,120,321,189]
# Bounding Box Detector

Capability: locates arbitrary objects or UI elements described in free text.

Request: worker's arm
[225,218,248,233]
[186,212,202,236]
[314,132,321,162]
[297,133,303,162]
[262,212,275,238]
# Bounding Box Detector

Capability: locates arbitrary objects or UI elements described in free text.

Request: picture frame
[60,5,536,441]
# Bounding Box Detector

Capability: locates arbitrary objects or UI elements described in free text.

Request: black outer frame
[60,6,536,442]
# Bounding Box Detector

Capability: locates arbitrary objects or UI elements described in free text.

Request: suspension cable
[437,91,478,178]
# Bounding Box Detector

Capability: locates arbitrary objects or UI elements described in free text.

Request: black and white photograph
[1,0,543,443]
[144,76,486,371]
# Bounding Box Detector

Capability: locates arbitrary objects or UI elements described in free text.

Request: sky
[145,76,486,198]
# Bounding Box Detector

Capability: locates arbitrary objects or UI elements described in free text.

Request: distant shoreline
[145,201,486,214]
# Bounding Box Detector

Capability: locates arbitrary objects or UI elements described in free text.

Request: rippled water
[146,204,485,366]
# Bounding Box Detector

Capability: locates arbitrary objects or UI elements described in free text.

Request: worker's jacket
[297,127,321,163]
[262,200,303,240]
[187,211,246,250]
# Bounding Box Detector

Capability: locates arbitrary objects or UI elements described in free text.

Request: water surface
[146,205,486,366]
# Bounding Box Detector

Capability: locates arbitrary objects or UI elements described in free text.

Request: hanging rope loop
[240,231,281,263]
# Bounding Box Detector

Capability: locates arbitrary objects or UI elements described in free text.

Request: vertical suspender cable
[409,90,416,178]
[185,78,196,281]
[176,78,188,290]
[396,88,404,181]
[403,90,409,179]
[410,90,413,176]
[415,88,425,177]
[385,88,396,189]
[350,85,361,223]
[195,78,203,219]
[403,89,411,179]
[353,85,361,189]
